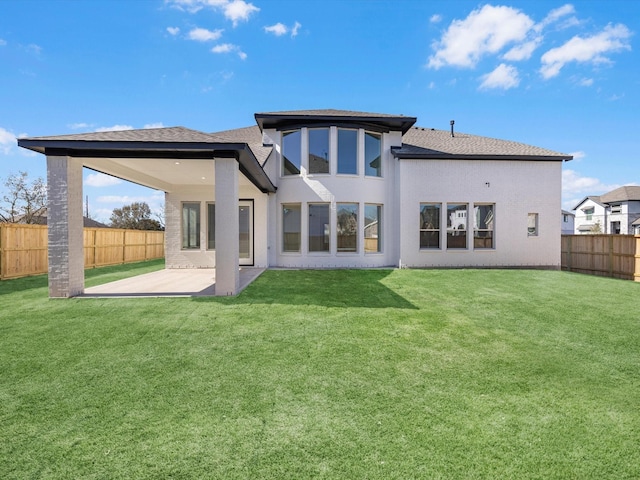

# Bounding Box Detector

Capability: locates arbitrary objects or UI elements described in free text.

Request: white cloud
[95,125,134,132]
[85,173,122,187]
[428,5,534,69]
[562,168,621,201]
[264,21,302,38]
[26,44,42,55]
[291,21,301,37]
[166,0,259,26]
[223,0,259,26]
[569,151,586,160]
[479,63,520,90]
[540,23,632,79]
[188,27,223,42]
[264,23,287,36]
[430,14,442,24]
[503,38,541,61]
[537,4,576,32]
[578,77,594,86]
[0,38,6,46]
[211,43,246,59]
[0,127,17,155]
[167,26,180,36]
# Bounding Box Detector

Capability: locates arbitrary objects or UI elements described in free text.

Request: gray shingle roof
[208,125,272,166]
[24,126,219,144]
[396,126,572,160]
[599,186,640,203]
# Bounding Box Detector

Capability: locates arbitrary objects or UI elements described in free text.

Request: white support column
[46,155,84,297]
[214,156,240,296]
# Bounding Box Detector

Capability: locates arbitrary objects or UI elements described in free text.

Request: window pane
[420,203,440,249]
[365,132,381,177]
[182,203,200,249]
[207,203,215,250]
[365,204,382,253]
[282,204,301,252]
[337,129,357,175]
[282,130,301,176]
[528,213,538,236]
[337,203,358,252]
[309,204,330,252]
[308,128,329,174]
[447,203,467,249]
[473,204,494,249]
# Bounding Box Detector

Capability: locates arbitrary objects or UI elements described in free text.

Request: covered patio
[82,267,265,297]
[18,126,276,298]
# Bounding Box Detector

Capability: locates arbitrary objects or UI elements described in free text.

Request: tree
[0,171,47,223]
[109,202,163,230]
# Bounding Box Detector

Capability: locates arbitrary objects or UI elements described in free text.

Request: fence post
[635,235,640,282]
[609,235,614,278]
[567,235,572,271]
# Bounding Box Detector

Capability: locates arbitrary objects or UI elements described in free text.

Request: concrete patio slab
[81,267,264,298]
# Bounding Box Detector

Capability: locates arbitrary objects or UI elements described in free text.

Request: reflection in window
[473,204,494,249]
[365,204,382,253]
[182,202,200,249]
[337,129,358,175]
[207,203,215,250]
[365,132,382,177]
[420,203,440,249]
[337,203,358,253]
[308,128,329,174]
[447,203,467,249]
[282,204,301,252]
[309,203,330,252]
[528,213,538,236]
[282,130,301,176]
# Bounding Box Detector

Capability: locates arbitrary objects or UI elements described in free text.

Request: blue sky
[1,0,637,222]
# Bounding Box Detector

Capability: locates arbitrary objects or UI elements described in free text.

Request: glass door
[239,201,253,265]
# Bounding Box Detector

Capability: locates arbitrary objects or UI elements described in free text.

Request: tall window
[473,204,494,249]
[447,203,467,249]
[337,203,358,253]
[182,202,200,249]
[337,129,358,175]
[282,204,301,252]
[584,207,594,221]
[282,129,301,176]
[308,128,329,174]
[364,204,382,253]
[365,132,382,177]
[207,203,215,250]
[528,213,538,236]
[309,203,330,252]
[420,203,441,249]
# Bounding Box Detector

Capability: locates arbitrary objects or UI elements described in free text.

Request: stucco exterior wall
[397,159,562,268]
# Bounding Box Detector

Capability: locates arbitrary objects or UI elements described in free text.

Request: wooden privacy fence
[561,234,640,282]
[0,223,164,280]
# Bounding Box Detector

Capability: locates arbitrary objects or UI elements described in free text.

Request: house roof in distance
[255,109,417,134]
[394,126,573,161]
[599,185,640,204]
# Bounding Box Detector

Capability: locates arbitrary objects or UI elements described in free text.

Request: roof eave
[391,150,573,162]
[255,113,417,134]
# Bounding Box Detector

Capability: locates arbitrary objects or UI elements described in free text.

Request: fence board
[0,224,164,280]
[561,234,638,281]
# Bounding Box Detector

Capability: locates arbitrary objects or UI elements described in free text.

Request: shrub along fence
[0,223,164,280]
[561,234,640,282]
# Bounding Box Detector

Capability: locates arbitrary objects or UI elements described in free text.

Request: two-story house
[18,109,572,297]
[573,186,640,234]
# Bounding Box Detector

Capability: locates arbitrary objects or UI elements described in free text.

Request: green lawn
[1,262,639,479]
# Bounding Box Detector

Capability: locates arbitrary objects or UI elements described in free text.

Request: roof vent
[450,120,455,138]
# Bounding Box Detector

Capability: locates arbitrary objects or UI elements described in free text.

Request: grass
[1,262,639,479]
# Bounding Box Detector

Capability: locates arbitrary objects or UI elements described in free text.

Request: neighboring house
[561,210,575,235]
[18,109,572,297]
[573,186,640,234]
